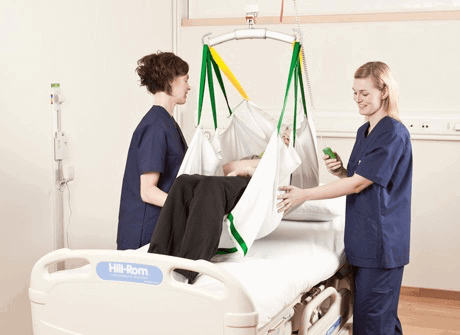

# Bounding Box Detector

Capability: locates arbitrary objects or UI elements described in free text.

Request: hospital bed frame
[30,248,352,335]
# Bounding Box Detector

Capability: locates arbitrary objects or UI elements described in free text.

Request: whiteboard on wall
[188,0,460,19]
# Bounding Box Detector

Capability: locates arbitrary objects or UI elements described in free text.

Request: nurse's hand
[323,152,347,178]
[277,185,308,213]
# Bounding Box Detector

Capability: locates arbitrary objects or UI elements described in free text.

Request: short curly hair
[136,51,189,95]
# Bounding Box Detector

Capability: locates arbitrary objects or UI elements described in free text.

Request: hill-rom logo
[96,261,163,285]
[108,263,149,276]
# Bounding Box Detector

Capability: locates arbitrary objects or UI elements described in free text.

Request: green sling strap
[276,41,309,146]
[197,45,233,129]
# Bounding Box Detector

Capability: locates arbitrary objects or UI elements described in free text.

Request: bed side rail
[29,248,258,335]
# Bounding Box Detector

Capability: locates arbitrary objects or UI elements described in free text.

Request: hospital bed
[29,210,352,334]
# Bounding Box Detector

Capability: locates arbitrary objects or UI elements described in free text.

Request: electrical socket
[421,122,430,130]
[420,120,443,133]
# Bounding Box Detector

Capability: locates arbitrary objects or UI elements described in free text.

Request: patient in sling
[147,129,291,283]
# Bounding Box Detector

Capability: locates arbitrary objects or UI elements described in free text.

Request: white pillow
[283,195,346,222]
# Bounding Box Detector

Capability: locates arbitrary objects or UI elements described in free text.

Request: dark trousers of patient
[148,174,249,283]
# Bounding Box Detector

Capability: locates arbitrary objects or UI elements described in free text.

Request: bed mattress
[140,216,346,329]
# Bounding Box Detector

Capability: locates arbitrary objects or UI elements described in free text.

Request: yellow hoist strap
[209,47,249,101]
[294,42,304,71]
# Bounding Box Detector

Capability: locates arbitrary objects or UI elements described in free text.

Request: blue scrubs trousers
[352,266,404,335]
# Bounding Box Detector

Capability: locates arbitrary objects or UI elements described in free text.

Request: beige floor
[339,294,460,335]
[398,295,460,335]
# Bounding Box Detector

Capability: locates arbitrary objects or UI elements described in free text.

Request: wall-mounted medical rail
[184,10,460,27]
[205,28,297,47]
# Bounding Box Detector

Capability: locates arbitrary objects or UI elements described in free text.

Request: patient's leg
[178,176,249,261]
[148,174,205,255]
[149,174,249,283]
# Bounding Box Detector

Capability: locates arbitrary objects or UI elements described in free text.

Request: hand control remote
[322,147,336,159]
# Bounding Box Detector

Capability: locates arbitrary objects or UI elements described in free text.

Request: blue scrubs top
[345,116,412,268]
[117,106,187,250]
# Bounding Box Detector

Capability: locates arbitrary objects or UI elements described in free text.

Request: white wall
[179,7,460,291]
[0,1,175,334]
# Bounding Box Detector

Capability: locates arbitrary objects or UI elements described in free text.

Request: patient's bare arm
[223,159,260,178]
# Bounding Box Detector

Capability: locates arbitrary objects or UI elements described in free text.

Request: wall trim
[401,286,460,301]
[182,10,460,26]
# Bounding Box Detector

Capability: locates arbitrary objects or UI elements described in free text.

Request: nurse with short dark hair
[117,51,190,250]
[278,61,412,334]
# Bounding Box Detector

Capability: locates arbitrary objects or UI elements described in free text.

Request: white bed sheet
[140,216,345,329]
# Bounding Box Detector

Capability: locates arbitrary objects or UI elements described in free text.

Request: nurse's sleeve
[137,124,167,175]
[355,130,405,188]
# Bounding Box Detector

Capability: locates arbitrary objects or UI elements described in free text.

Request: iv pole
[51,84,74,267]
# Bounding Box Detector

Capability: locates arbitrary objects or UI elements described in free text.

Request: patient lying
[148,130,290,284]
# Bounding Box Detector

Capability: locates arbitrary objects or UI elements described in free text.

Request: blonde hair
[354,61,400,121]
